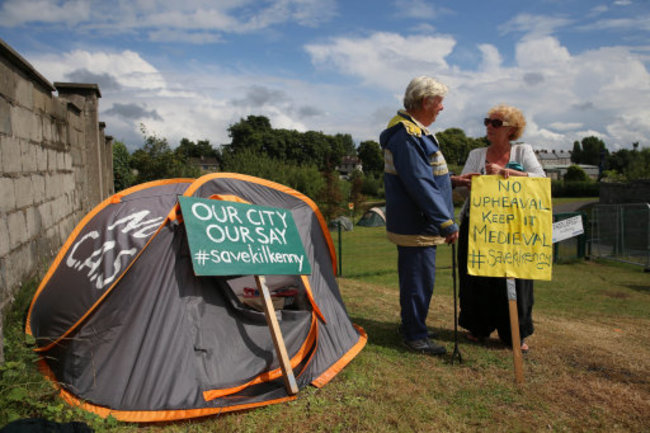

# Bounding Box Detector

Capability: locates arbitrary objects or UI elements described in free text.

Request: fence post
[338,220,342,277]
[577,212,587,259]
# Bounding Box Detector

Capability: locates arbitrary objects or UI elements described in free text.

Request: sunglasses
[484,118,513,128]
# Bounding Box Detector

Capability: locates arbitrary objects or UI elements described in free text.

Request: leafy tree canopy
[175,138,217,159]
[357,140,383,176]
[436,128,487,167]
[225,115,354,171]
[130,125,200,184]
[570,136,608,166]
[112,141,135,192]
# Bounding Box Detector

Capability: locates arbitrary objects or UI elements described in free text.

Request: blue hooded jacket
[380,111,458,246]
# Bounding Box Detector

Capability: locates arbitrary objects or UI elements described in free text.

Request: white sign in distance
[552,215,584,244]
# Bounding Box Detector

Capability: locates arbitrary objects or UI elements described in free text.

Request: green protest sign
[179,196,311,276]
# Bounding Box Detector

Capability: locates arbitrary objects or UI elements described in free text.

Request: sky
[1,0,649,152]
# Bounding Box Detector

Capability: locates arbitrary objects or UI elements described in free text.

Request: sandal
[520,341,529,354]
[466,333,483,343]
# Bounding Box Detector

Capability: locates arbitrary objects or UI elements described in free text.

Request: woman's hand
[485,163,528,179]
[484,162,507,177]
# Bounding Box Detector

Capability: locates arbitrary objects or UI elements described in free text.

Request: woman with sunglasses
[451,104,545,353]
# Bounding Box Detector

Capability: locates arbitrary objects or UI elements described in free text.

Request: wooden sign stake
[506,278,524,384]
[255,275,299,395]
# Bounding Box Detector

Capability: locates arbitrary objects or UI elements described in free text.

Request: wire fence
[589,203,650,270]
[330,210,594,278]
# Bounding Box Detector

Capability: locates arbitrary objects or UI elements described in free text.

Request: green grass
[2,214,649,432]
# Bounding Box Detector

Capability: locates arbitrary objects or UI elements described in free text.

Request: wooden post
[255,275,299,395]
[506,278,524,384]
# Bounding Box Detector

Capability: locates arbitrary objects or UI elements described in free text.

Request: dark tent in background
[357,206,386,227]
[329,215,353,231]
[25,173,366,423]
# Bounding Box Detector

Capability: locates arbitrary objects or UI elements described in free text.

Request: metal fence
[330,211,594,277]
[589,203,650,270]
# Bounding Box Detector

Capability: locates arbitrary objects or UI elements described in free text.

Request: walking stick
[450,243,462,364]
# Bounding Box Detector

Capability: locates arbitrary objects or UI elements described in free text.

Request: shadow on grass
[626,284,650,293]
[340,269,396,279]
[349,315,511,361]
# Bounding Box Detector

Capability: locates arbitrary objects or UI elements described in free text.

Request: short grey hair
[403,76,449,111]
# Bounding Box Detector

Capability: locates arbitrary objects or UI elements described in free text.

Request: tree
[357,140,383,176]
[570,141,582,164]
[435,128,486,168]
[131,126,200,183]
[349,170,364,217]
[113,141,135,191]
[220,148,325,199]
[564,165,589,182]
[571,136,608,166]
[317,170,345,222]
[225,116,355,172]
[226,115,271,154]
[175,138,217,159]
[605,145,650,181]
[625,147,650,181]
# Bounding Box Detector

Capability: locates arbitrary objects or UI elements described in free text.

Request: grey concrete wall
[0,39,113,362]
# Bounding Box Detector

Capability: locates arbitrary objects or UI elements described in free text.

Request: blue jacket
[380,111,458,246]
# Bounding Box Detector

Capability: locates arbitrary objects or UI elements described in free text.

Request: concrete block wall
[0,39,114,362]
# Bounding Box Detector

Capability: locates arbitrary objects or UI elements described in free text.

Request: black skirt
[457,214,534,345]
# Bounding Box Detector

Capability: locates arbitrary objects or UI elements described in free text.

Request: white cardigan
[458,144,546,219]
[460,144,546,177]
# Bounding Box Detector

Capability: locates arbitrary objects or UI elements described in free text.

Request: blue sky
[1,0,649,152]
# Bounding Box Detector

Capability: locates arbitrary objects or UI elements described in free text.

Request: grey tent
[25,173,366,422]
[357,206,386,227]
[329,215,353,231]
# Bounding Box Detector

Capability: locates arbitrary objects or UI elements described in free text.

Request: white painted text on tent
[66,210,165,289]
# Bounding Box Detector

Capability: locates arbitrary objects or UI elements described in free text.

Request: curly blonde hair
[488,104,526,141]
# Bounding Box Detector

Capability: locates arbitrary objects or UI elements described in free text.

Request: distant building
[535,149,572,167]
[534,149,599,180]
[336,155,363,179]
[189,156,219,173]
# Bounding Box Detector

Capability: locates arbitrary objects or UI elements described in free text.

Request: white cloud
[147,29,224,44]
[392,0,451,20]
[17,10,650,154]
[0,0,337,40]
[0,0,90,26]
[549,122,583,131]
[304,31,650,150]
[498,13,573,39]
[515,37,572,69]
[477,44,502,72]
[32,50,167,90]
[305,33,456,88]
[579,16,650,32]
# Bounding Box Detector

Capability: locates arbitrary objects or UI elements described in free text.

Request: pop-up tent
[25,173,366,423]
[357,206,386,227]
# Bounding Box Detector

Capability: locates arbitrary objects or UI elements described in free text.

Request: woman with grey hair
[451,104,545,353]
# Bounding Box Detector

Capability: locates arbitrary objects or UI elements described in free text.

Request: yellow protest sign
[467,176,553,280]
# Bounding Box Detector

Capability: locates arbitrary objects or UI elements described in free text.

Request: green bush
[551,180,600,197]
[361,175,382,197]
[564,165,590,182]
[220,149,325,199]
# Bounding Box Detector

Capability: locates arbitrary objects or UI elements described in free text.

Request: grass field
[2,211,648,432]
